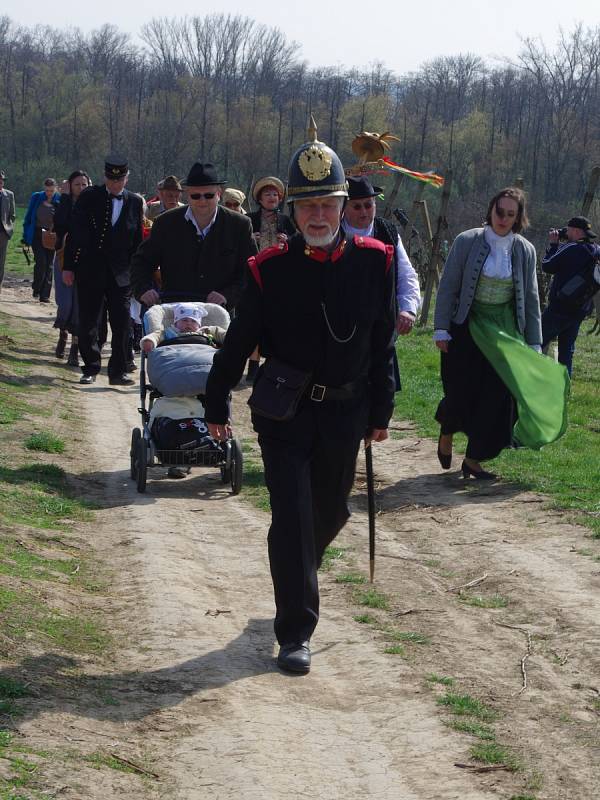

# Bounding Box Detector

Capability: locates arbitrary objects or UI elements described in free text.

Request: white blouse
[482,226,514,278]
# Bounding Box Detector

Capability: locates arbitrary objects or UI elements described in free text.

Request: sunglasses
[494,208,517,219]
[349,200,375,210]
[189,192,216,200]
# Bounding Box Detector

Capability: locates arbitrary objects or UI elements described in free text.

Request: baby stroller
[129,299,243,494]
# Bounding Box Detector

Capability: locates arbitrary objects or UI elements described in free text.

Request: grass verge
[394,324,600,536]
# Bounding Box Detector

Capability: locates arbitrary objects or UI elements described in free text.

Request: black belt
[307,379,364,403]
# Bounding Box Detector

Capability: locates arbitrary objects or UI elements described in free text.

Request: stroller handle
[158,291,209,303]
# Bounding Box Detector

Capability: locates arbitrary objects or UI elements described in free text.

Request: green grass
[395,323,600,536]
[3,207,28,277]
[459,593,509,609]
[240,460,270,511]
[83,752,139,774]
[0,538,79,582]
[510,796,537,800]
[0,464,92,531]
[353,613,377,624]
[335,572,366,584]
[24,432,65,454]
[0,675,30,716]
[383,645,406,655]
[436,692,498,722]
[320,546,345,571]
[354,587,389,610]
[426,673,454,686]
[448,719,496,740]
[470,742,519,770]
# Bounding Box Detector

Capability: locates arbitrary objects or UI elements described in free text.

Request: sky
[8,0,599,73]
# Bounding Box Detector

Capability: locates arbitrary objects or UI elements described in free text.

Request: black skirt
[435,319,515,462]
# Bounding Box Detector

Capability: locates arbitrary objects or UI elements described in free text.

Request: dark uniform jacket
[64,186,144,287]
[248,209,296,237]
[130,205,257,309]
[204,233,396,440]
[542,240,600,315]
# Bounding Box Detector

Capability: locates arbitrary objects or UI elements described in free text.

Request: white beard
[303,224,339,248]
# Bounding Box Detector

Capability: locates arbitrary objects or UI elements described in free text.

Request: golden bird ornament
[351,131,401,163]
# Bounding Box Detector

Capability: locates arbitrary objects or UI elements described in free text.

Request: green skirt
[468,299,570,449]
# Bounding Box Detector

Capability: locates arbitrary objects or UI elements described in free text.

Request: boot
[67,342,79,367]
[55,329,68,359]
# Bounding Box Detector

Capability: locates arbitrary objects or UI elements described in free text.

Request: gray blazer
[0,188,15,238]
[434,227,542,346]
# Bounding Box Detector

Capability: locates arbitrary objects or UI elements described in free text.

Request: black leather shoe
[108,374,135,386]
[277,641,311,674]
[461,460,496,481]
[79,374,96,385]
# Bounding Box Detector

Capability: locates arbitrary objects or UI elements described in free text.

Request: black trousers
[258,405,363,645]
[0,231,8,290]
[32,228,54,301]
[77,271,131,377]
[435,319,514,462]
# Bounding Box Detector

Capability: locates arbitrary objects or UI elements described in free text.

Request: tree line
[1,14,599,243]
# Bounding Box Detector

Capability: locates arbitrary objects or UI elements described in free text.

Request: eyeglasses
[494,208,517,219]
[189,192,216,200]
[349,200,375,210]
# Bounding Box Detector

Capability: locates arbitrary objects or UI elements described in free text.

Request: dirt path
[2,281,599,799]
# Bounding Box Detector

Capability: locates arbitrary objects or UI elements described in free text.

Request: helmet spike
[308,115,318,143]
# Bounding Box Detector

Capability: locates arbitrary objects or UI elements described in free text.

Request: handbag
[248,357,312,421]
[41,228,57,250]
[555,257,600,312]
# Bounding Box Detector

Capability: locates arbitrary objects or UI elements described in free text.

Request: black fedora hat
[347,176,383,200]
[183,162,226,187]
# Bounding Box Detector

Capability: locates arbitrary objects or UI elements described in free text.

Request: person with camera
[22,178,61,303]
[541,216,600,376]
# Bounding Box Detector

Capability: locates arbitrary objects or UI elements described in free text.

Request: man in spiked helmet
[205,119,396,675]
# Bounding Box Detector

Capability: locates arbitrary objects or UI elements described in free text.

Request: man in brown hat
[131,162,256,310]
[146,175,184,221]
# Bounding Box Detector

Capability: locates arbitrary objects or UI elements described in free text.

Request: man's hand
[396,310,416,335]
[140,289,160,306]
[206,291,226,305]
[60,180,70,195]
[142,339,154,353]
[365,428,389,445]
[62,270,75,287]
[549,228,560,244]
[208,422,232,441]
[435,340,449,353]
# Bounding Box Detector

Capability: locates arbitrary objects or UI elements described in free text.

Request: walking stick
[21,245,31,266]
[365,441,376,582]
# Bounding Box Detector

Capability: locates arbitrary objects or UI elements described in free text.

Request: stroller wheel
[230,438,243,496]
[136,436,148,493]
[130,428,141,480]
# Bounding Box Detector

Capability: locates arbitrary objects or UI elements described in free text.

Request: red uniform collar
[303,237,346,263]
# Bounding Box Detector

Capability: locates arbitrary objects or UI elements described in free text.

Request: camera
[557,226,568,242]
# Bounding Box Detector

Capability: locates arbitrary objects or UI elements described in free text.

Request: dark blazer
[131,205,257,309]
[64,185,144,288]
[248,209,296,237]
[0,189,15,238]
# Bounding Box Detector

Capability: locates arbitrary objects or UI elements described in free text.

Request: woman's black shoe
[437,434,452,470]
[461,461,496,481]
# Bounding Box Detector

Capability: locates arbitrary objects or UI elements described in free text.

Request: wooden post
[401,183,426,253]
[419,170,453,327]
[581,166,600,216]
[382,173,405,220]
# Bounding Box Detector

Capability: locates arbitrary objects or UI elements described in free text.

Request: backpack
[555,249,600,312]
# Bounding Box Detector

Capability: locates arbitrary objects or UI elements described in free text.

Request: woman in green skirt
[433,187,569,479]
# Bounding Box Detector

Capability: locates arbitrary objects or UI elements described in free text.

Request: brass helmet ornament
[351,131,401,164]
[287,116,348,202]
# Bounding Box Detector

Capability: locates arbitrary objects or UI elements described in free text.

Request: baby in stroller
[141,301,230,479]
[141,302,227,352]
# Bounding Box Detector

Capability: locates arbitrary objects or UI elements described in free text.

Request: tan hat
[222,188,246,210]
[253,176,285,203]
[157,175,182,191]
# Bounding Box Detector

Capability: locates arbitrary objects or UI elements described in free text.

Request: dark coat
[130,205,257,309]
[248,209,296,237]
[64,185,144,288]
[204,234,397,437]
